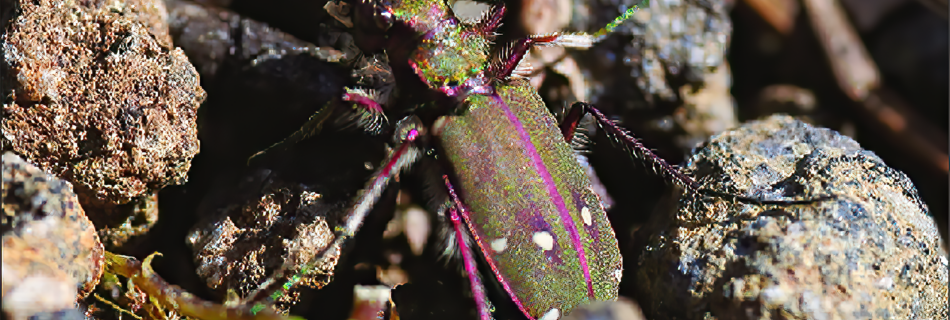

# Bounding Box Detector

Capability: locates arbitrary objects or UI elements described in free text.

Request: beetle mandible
[242,1,821,319]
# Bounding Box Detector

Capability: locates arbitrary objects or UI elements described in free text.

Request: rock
[165,1,358,209]
[166,0,349,80]
[187,169,340,310]
[96,191,159,249]
[673,62,739,149]
[349,285,393,320]
[632,115,948,319]
[569,0,737,152]
[1,152,104,320]
[165,2,397,311]
[563,298,647,320]
[186,128,387,310]
[106,0,174,46]
[164,0,357,162]
[574,0,732,99]
[1,0,205,226]
[164,9,376,297]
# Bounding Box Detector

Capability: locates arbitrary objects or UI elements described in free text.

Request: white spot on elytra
[614,269,623,282]
[491,238,507,253]
[539,308,560,320]
[533,231,554,251]
[581,206,592,226]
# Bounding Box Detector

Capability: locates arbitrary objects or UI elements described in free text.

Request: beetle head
[353,0,395,31]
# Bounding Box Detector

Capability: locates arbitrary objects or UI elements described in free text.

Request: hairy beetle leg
[472,3,505,36]
[442,175,493,320]
[560,102,699,192]
[246,86,389,166]
[342,87,389,134]
[490,5,645,81]
[246,102,335,166]
[244,116,425,311]
[561,102,834,205]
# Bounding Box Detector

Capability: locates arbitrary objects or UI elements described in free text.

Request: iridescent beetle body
[241,1,824,319]
[435,81,623,318]
[386,1,623,316]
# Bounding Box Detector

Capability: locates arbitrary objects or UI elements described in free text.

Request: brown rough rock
[165,1,356,210]
[96,191,158,249]
[632,115,948,319]
[120,0,173,46]
[187,168,341,310]
[1,0,205,226]
[1,152,104,319]
[186,115,387,311]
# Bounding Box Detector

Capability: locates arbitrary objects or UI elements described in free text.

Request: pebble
[2,152,104,320]
[1,0,204,231]
[632,115,948,319]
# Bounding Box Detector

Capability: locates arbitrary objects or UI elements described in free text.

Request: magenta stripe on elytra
[493,94,596,298]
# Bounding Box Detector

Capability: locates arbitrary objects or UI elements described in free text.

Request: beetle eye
[354,0,392,31]
[374,6,393,30]
[446,80,460,87]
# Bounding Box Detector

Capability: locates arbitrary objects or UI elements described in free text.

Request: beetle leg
[341,87,389,134]
[442,175,493,320]
[489,4,646,81]
[487,30,617,81]
[487,38,533,81]
[561,102,832,205]
[246,102,335,166]
[527,2,644,48]
[472,3,505,36]
[243,116,425,312]
[247,86,388,166]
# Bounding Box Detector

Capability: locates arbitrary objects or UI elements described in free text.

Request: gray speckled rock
[568,0,738,154]
[2,152,104,320]
[632,115,948,319]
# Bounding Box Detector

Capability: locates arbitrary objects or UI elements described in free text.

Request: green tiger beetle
[222,1,829,319]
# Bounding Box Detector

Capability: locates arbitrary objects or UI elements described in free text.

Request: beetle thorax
[409,20,491,93]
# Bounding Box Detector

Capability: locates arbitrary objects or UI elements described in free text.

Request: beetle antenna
[527,1,646,49]
[590,2,645,42]
[695,188,837,206]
